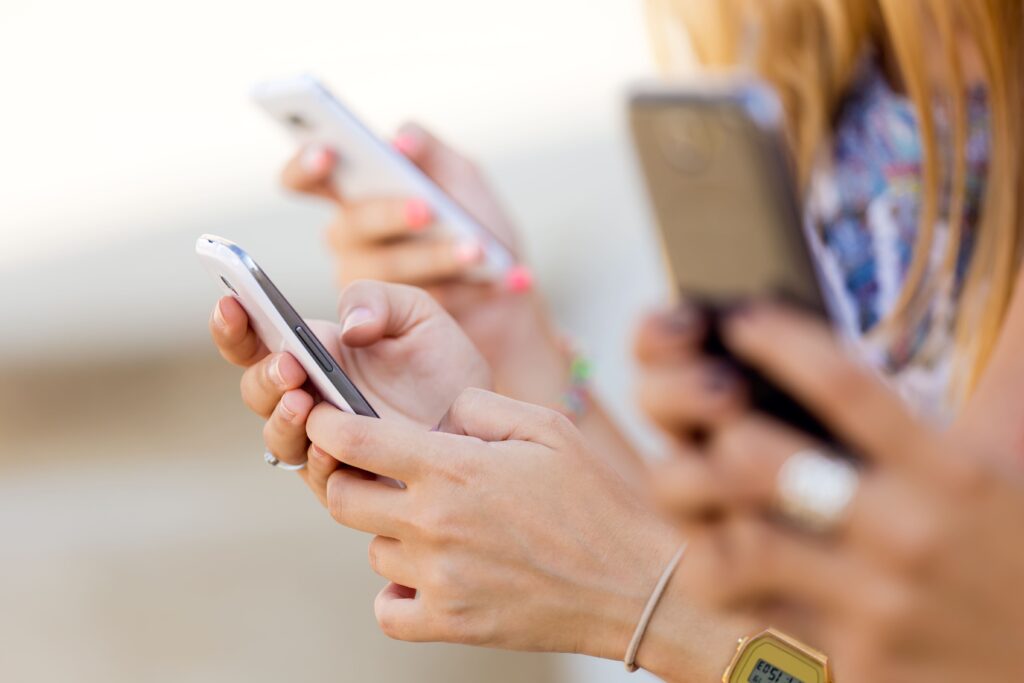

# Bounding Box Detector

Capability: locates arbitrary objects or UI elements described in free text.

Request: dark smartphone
[629,81,839,445]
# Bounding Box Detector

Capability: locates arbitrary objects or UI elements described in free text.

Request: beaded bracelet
[554,340,593,423]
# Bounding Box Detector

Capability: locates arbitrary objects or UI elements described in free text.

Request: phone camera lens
[286,113,310,130]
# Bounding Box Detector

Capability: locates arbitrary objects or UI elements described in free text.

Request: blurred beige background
[0,1,672,681]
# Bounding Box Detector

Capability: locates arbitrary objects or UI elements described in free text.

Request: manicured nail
[276,393,296,419]
[270,355,287,387]
[342,306,375,334]
[454,240,483,265]
[404,198,432,230]
[300,144,334,174]
[504,265,533,293]
[213,300,228,329]
[278,393,298,420]
[393,133,421,157]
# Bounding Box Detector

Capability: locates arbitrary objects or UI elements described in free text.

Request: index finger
[723,305,928,465]
[306,404,452,482]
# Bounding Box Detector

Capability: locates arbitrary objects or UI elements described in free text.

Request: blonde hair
[647,0,1023,397]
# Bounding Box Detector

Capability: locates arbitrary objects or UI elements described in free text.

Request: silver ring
[264,451,307,471]
[776,448,859,533]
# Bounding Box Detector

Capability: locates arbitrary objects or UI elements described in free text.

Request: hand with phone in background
[253,77,565,411]
[254,76,647,487]
[629,81,848,449]
[202,235,490,496]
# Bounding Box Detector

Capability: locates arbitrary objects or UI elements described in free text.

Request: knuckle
[335,420,370,457]
[436,455,477,487]
[861,584,913,639]
[536,408,575,442]
[450,387,485,422]
[367,537,385,576]
[887,514,939,574]
[414,507,459,546]
[425,556,461,593]
[327,477,352,526]
[240,375,263,415]
[376,607,405,641]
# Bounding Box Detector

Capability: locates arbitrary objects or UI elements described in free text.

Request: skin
[280,123,644,487]
[209,279,491,474]
[635,301,1024,683]
[211,287,757,682]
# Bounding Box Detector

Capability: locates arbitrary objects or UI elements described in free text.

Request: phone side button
[294,325,335,373]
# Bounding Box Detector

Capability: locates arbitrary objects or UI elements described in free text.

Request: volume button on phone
[294,325,335,373]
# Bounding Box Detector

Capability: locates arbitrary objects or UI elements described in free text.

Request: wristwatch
[723,628,833,683]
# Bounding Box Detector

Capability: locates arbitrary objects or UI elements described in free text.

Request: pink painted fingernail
[454,240,484,265]
[404,198,432,230]
[342,306,375,334]
[503,265,533,293]
[393,133,421,157]
[300,144,335,174]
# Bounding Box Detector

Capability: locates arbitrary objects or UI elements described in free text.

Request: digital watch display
[723,629,832,683]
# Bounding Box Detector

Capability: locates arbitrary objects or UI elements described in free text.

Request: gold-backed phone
[629,80,828,314]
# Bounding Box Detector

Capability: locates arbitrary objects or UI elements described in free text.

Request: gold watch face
[723,629,832,683]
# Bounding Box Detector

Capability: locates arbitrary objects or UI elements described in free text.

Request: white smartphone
[251,74,515,276]
[196,234,377,418]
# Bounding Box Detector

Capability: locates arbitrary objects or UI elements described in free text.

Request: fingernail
[404,198,432,230]
[393,133,421,157]
[300,144,334,174]
[503,265,533,293]
[270,355,287,386]
[278,394,298,420]
[213,300,228,329]
[342,306,375,334]
[276,393,299,419]
[454,240,483,265]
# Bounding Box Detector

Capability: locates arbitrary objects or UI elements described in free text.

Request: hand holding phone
[200,235,492,470]
[252,75,516,279]
[630,81,842,445]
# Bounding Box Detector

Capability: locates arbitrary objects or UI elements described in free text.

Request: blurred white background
[0,0,673,680]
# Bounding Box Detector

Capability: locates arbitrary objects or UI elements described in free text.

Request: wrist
[567,518,683,662]
[487,293,571,406]
[572,515,753,681]
[636,551,757,682]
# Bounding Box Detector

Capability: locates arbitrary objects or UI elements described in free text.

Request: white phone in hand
[251,74,515,276]
[196,234,377,418]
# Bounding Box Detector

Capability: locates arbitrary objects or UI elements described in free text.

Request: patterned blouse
[806,58,990,419]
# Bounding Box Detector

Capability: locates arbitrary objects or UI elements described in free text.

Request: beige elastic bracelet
[624,542,689,673]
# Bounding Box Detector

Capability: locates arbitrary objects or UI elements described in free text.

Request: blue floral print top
[807,58,990,418]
